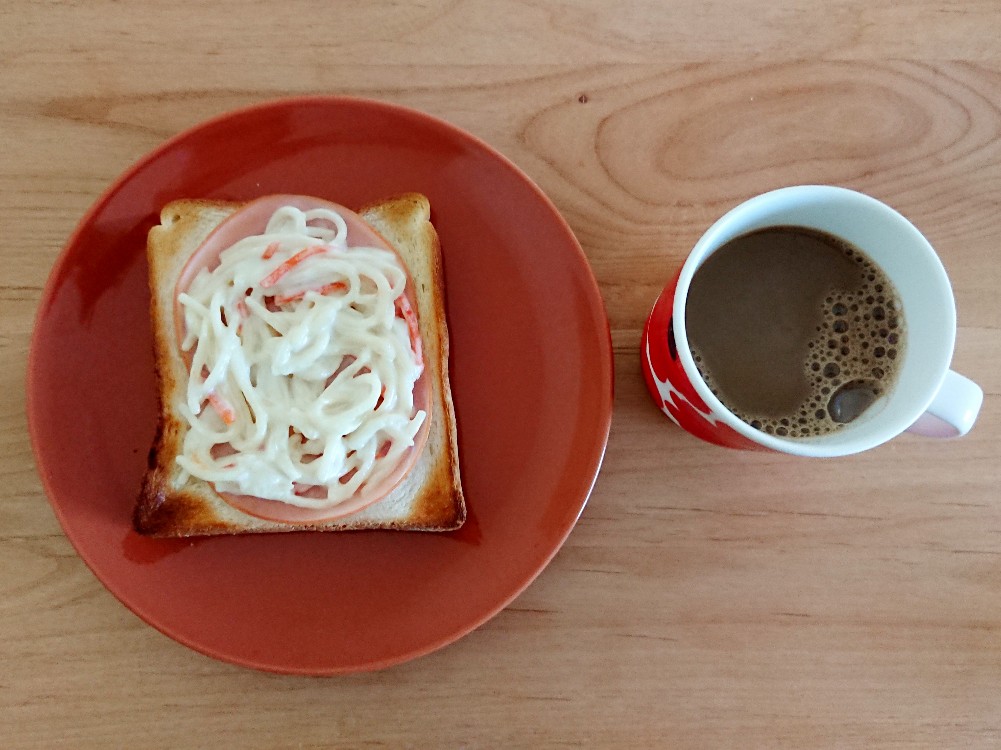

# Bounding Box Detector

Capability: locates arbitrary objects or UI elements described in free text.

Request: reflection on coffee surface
[686,226,905,437]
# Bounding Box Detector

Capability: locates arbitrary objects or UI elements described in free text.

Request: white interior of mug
[674,185,957,457]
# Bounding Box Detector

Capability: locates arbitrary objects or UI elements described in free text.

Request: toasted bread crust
[134,194,464,536]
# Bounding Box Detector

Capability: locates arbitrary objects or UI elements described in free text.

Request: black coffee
[686,226,905,438]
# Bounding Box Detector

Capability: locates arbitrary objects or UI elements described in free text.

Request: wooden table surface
[3,2,1000,747]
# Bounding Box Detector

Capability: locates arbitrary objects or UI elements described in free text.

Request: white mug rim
[671,185,956,457]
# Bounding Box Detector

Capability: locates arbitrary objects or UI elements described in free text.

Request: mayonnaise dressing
[176,205,426,508]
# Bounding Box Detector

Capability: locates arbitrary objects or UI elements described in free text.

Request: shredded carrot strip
[207,392,236,425]
[262,242,281,260]
[397,294,422,365]
[274,281,347,306]
[260,245,326,288]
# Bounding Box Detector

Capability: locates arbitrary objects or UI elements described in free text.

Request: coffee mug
[641,185,983,456]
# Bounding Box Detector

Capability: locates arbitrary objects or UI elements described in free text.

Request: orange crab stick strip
[397,294,422,365]
[261,241,281,260]
[260,245,326,288]
[274,281,347,306]
[207,392,236,425]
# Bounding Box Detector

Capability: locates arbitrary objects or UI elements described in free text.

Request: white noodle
[175,206,425,508]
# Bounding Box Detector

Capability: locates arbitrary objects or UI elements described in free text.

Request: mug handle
[905,370,983,438]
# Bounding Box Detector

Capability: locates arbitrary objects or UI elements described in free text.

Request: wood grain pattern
[2,1,1000,747]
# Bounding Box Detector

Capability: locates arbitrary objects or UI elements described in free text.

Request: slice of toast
[134,193,465,536]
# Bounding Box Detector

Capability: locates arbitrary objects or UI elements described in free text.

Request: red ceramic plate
[27,97,613,674]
